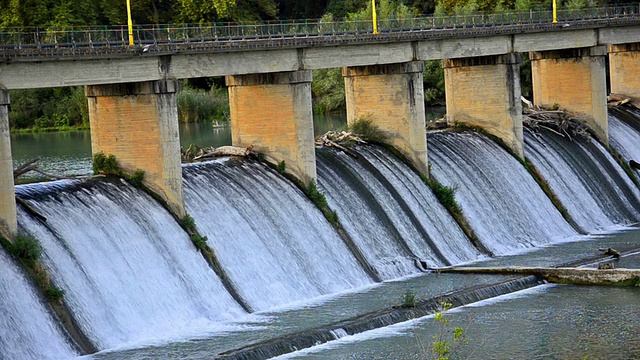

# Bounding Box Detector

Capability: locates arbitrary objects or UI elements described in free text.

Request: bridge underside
[0,89,17,240]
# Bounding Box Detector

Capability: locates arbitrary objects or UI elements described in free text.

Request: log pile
[608,93,640,109]
[181,144,254,163]
[315,131,367,156]
[522,98,591,141]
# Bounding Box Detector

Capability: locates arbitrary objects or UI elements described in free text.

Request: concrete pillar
[343,62,428,175]
[444,54,524,159]
[530,46,608,144]
[0,89,17,240]
[609,43,640,99]
[85,80,185,218]
[226,70,316,184]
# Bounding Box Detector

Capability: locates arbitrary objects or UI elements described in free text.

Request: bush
[190,234,208,251]
[93,152,118,175]
[430,302,469,360]
[348,114,387,143]
[129,170,145,187]
[10,235,42,261]
[429,180,462,215]
[402,290,416,308]
[45,286,65,302]
[181,214,196,231]
[177,83,229,123]
[306,181,328,209]
[276,160,286,174]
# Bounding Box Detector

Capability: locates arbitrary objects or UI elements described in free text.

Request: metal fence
[1,5,639,52]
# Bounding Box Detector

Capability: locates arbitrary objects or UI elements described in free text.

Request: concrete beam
[530,46,608,144]
[343,62,428,175]
[86,80,185,218]
[418,35,512,60]
[444,53,524,158]
[599,26,640,46]
[226,70,317,184]
[0,89,17,240]
[514,29,597,53]
[609,43,640,99]
[302,42,413,69]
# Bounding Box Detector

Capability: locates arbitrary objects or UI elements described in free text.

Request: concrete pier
[85,80,185,218]
[0,89,17,240]
[609,43,640,99]
[343,62,428,175]
[444,54,524,158]
[530,46,608,144]
[226,70,317,184]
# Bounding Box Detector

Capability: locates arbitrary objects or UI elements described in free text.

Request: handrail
[0,5,639,57]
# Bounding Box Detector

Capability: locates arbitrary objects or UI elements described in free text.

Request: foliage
[520,53,532,99]
[177,82,229,123]
[306,181,340,224]
[181,214,196,231]
[45,286,65,302]
[402,289,417,308]
[190,234,208,251]
[276,160,286,174]
[424,60,446,105]
[430,302,469,360]
[9,87,89,130]
[9,235,42,261]
[347,0,417,21]
[92,152,118,175]
[348,114,388,143]
[429,180,462,214]
[312,68,346,114]
[129,170,145,187]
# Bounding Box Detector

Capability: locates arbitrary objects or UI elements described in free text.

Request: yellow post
[552,0,557,23]
[126,0,134,45]
[372,0,378,34]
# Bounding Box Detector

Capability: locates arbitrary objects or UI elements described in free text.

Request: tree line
[1,0,616,130]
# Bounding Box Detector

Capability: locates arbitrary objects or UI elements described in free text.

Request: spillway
[15,179,244,350]
[610,106,640,173]
[183,160,373,312]
[317,145,481,279]
[428,131,577,255]
[525,129,640,230]
[0,247,78,360]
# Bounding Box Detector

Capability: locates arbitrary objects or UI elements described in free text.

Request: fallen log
[432,266,640,286]
[608,93,640,109]
[181,145,254,162]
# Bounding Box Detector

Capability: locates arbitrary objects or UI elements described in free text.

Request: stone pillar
[343,62,428,175]
[0,89,17,240]
[444,53,524,159]
[85,80,185,218]
[530,46,608,144]
[226,70,316,184]
[609,43,640,99]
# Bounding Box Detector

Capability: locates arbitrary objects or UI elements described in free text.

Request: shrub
[402,290,416,308]
[430,302,469,360]
[177,83,229,123]
[129,170,145,187]
[11,235,42,261]
[348,114,387,143]
[276,160,286,174]
[45,286,65,302]
[181,214,196,231]
[306,181,328,209]
[93,152,118,175]
[191,234,208,251]
[430,180,462,214]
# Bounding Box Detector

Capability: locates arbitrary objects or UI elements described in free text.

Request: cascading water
[183,160,372,312]
[0,247,78,360]
[428,131,577,255]
[525,129,640,230]
[15,179,244,350]
[317,145,481,280]
[610,106,640,171]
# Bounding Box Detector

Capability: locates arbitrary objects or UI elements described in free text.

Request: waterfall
[610,106,640,172]
[183,160,372,312]
[0,247,77,360]
[15,179,244,350]
[525,129,640,230]
[317,146,481,280]
[428,131,577,255]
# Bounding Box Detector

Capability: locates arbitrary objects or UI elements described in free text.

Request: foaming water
[525,130,640,230]
[183,160,372,312]
[0,247,78,359]
[317,145,481,280]
[610,106,640,172]
[15,179,243,350]
[428,131,577,255]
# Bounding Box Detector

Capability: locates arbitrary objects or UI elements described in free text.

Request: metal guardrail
[0,5,639,58]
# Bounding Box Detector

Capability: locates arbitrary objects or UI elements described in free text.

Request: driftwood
[608,93,640,109]
[13,158,99,181]
[598,247,621,258]
[522,102,592,141]
[181,144,254,163]
[315,131,366,157]
[432,266,640,286]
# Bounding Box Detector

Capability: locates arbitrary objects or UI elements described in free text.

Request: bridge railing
[1,5,639,51]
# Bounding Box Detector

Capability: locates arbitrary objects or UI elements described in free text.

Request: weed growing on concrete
[46,286,65,302]
[129,170,145,187]
[348,114,388,143]
[429,180,462,214]
[180,214,196,232]
[92,152,118,175]
[306,181,340,225]
[277,160,286,174]
[9,235,42,261]
[190,234,208,251]
[402,290,417,308]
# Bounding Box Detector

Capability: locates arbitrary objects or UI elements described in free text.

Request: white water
[428,131,577,255]
[525,131,640,230]
[0,248,77,360]
[15,179,244,350]
[610,111,640,170]
[183,160,372,312]
[317,146,480,279]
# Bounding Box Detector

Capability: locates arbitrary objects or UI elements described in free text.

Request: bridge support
[85,80,185,218]
[609,43,640,99]
[343,62,428,175]
[226,70,316,184]
[444,54,524,158]
[530,46,608,144]
[0,89,17,240]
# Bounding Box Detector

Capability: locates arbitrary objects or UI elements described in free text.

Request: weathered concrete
[85,80,185,218]
[0,89,17,240]
[444,54,524,158]
[530,46,608,144]
[343,62,428,175]
[226,70,317,184]
[609,43,640,99]
[418,35,511,60]
[513,29,597,53]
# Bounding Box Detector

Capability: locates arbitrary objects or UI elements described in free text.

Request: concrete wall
[0,89,17,240]
[531,46,608,144]
[609,43,640,99]
[85,80,185,218]
[343,62,428,175]
[444,54,524,158]
[226,70,317,185]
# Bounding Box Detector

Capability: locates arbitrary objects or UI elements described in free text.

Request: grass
[348,114,388,143]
